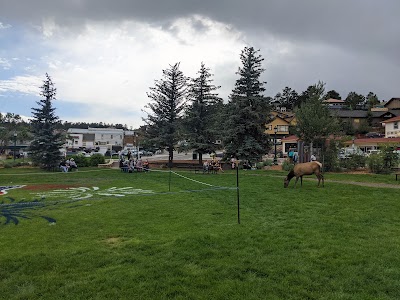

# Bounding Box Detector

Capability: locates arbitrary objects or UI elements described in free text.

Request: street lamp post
[13,132,17,162]
[273,126,278,165]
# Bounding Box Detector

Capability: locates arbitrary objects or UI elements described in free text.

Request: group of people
[120,157,149,173]
[203,159,224,173]
[288,148,317,163]
[59,158,78,172]
[288,148,299,164]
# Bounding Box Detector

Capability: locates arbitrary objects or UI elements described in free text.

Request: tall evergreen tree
[295,81,339,146]
[366,92,379,110]
[144,63,188,166]
[275,86,298,110]
[184,62,222,164]
[324,89,341,100]
[224,46,271,162]
[29,73,64,170]
[345,91,365,110]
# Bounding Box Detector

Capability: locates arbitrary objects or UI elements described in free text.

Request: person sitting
[128,158,135,173]
[230,156,237,169]
[136,159,143,171]
[143,159,150,171]
[59,160,69,172]
[69,158,78,171]
[203,160,210,173]
[242,160,252,170]
[120,159,129,172]
[214,160,224,173]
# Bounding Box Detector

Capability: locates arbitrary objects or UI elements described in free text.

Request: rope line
[0,186,236,208]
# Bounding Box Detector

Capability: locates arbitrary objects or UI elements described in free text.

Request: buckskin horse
[284,161,324,188]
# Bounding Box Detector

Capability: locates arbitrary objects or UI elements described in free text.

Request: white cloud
[32,16,247,128]
[0,58,11,70]
[0,75,42,94]
[0,22,11,29]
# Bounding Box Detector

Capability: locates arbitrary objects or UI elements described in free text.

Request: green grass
[1,168,400,299]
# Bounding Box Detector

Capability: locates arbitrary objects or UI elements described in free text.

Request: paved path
[248,173,400,189]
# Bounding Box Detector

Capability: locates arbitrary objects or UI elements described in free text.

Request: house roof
[281,135,299,142]
[381,115,400,123]
[384,98,400,107]
[323,98,345,103]
[272,115,291,125]
[331,110,400,118]
[345,137,400,145]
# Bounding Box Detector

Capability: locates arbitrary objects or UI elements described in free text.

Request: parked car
[365,149,381,157]
[105,150,118,157]
[142,150,153,156]
[365,132,384,138]
[77,151,92,157]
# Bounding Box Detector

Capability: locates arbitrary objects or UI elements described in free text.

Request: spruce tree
[144,63,188,166]
[184,62,223,164]
[29,73,64,170]
[294,81,339,146]
[224,47,271,163]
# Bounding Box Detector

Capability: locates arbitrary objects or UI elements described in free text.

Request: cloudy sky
[1,0,399,129]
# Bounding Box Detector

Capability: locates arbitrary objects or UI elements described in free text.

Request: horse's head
[284,176,290,188]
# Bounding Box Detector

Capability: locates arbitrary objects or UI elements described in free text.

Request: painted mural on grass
[1,186,154,225]
[0,185,26,195]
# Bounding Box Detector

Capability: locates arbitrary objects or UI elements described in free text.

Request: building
[66,128,125,151]
[330,110,400,129]
[383,98,400,110]
[323,98,346,109]
[382,115,400,138]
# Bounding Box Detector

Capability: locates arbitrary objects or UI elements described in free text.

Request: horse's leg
[294,177,299,188]
[321,174,324,187]
[300,176,303,186]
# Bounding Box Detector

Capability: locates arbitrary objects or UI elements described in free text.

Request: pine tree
[144,63,188,166]
[184,62,223,164]
[29,73,64,170]
[295,81,339,145]
[224,47,271,163]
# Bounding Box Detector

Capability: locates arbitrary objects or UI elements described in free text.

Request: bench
[392,168,400,181]
[175,165,203,173]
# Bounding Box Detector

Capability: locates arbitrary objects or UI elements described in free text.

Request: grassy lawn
[1,168,400,299]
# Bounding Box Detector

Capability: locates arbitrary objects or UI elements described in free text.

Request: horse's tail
[315,161,323,172]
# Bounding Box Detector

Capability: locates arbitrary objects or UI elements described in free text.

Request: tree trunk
[198,152,203,165]
[168,146,174,168]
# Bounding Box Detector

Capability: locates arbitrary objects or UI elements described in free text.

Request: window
[394,122,398,130]
[111,135,113,139]
[278,125,288,132]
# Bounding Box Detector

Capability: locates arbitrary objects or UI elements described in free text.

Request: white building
[66,128,124,150]
[382,116,400,138]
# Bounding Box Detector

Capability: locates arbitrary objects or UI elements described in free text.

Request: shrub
[68,155,89,167]
[367,154,386,174]
[366,145,400,174]
[255,159,273,169]
[263,159,273,166]
[281,160,294,171]
[339,154,366,171]
[90,154,106,166]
